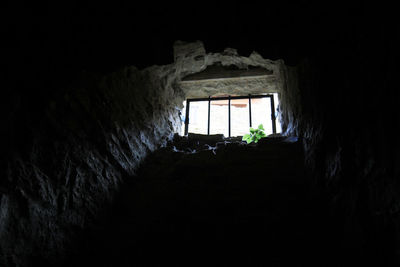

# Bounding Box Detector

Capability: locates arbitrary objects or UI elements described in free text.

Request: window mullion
[248,94,252,128]
[228,95,231,137]
[270,96,276,134]
[207,96,211,135]
[184,100,190,135]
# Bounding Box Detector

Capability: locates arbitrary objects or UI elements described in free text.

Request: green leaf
[242,134,252,143]
[244,124,266,144]
[242,134,250,140]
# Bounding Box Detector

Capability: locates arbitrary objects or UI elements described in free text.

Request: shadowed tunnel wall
[280,18,399,264]
[1,66,182,265]
[2,2,399,266]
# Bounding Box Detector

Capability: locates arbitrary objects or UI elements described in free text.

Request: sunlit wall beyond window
[188,101,208,134]
[180,93,282,137]
[231,99,250,137]
[209,100,229,136]
[252,97,271,134]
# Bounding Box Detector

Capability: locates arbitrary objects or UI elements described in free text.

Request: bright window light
[180,93,282,137]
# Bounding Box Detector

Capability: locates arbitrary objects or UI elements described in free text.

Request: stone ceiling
[174,41,285,98]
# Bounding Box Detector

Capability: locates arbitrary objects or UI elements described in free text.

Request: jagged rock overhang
[173,41,286,99]
[179,75,278,98]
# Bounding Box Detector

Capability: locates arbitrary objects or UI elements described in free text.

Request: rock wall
[3,30,398,264]
[0,65,183,266]
[174,41,285,98]
[0,41,288,266]
[278,21,400,264]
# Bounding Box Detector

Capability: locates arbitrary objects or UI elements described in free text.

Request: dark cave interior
[2,2,400,267]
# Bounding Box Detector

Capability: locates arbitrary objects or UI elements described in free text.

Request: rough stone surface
[0,41,287,266]
[175,41,285,98]
[278,43,400,264]
[73,136,311,267]
[1,67,180,266]
[3,35,398,265]
[180,75,278,98]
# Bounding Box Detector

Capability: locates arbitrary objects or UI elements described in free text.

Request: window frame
[184,94,277,137]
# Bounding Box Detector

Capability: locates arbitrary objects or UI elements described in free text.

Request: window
[181,94,281,137]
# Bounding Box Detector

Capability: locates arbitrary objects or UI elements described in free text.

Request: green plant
[242,124,267,144]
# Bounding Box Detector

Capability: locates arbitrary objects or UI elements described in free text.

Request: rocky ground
[66,135,359,267]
